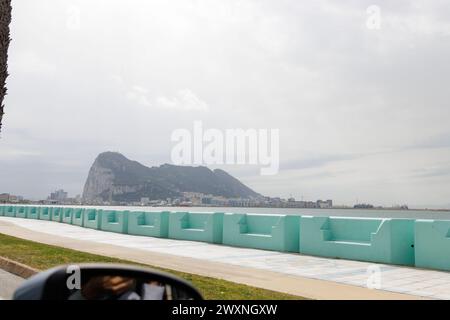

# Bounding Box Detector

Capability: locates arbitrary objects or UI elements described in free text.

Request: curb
[0,256,39,279]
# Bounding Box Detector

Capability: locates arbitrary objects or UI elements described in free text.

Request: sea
[57,205,450,220]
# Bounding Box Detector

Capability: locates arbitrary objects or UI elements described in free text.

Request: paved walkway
[1,217,450,300]
[0,268,24,299]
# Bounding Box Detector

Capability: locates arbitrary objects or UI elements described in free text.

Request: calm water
[57,205,450,220]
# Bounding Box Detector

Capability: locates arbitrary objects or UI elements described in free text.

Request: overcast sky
[1,0,450,208]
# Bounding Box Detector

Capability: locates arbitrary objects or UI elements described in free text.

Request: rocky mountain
[82,152,261,203]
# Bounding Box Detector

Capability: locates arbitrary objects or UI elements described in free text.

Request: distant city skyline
[1,1,450,208]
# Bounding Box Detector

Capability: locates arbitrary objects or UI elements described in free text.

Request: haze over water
[19,205,450,220]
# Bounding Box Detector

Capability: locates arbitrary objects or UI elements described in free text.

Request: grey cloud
[1,0,450,207]
[280,154,364,171]
[409,133,450,150]
[409,163,450,179]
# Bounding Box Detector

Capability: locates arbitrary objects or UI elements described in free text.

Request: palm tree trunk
[0,0,11,133]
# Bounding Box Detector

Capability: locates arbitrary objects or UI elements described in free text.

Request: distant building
[317,200,333,209]
[8,195,18,203]
[295,201,305,208]
[0,193,29,204]
[0,193,10,203]
[202,197,212,205]
[48,189,68,202]
[354,203,374,209]
[45,199,59,205]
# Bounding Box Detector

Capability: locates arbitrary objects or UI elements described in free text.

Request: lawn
[0,232,304,300]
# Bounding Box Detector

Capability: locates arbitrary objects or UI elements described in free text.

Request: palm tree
[0,0,11,133]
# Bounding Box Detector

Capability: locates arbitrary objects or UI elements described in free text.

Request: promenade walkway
[1,217,449,300]
[0,268,24,299]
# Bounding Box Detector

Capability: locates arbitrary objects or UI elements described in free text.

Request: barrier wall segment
[169,212,224,244]
[299,216,415,265]
[223,213,300,252]
[128,211,169,238]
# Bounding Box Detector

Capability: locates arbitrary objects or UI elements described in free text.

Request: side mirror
[13,264,203,300]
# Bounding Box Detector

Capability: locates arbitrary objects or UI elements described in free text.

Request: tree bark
[0,0,11,133]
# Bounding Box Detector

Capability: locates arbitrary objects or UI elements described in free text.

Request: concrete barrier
[223,213,300,252]
[415,220,450,271]
[83,209,102,230]
[128,211,169,238]
[4,206,15,217]
[15,206,27,218]
[101,210,128,234]
[62,208,73,224]
[51,207,63,222]
[300,216,415,265]
[3,206,450,271]
[169,212,224,244]
[72,208,84,227]
[26,207,39,219]
[39,207,51,221]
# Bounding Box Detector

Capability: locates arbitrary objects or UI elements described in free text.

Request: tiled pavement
[0,268,24,299]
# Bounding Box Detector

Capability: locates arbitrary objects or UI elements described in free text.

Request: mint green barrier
[101,210,129,234]
[169,212,224,244]
[51,207,63,222]
[62,208,74,224]
[223,214,300,252]
[39,207,51,220]
[1,206,9,216]
[72,208,84,226]
[4,206,15,217]
[26,207,39,219]
[0,205,8,216]
[83,209,102,229]
[128,211,169,238]
[300,216,415,265]
[0,205,9,216]
[15,206,27,218]
[415,220,450,271]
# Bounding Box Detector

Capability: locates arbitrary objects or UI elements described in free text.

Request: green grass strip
[0,232,304,300]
